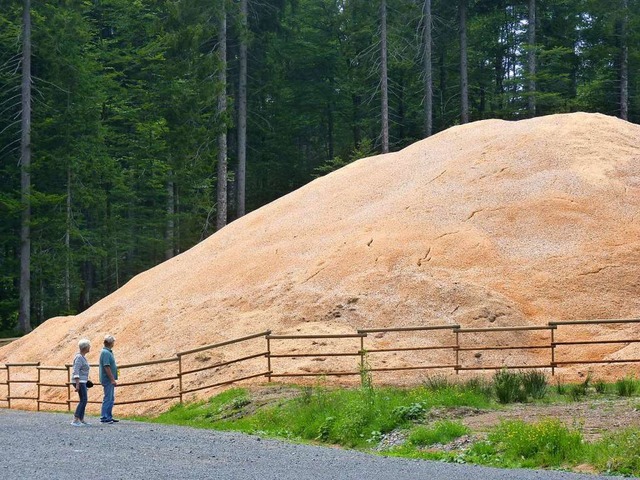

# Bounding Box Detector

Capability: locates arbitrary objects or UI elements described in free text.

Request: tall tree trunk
[78,261,93,312]
[620,0,629,121]
[422,0,433,137]
[18,0,32,334]
[327,101,334,159]
[439,49,446,119]
[459,0,469,124]
[216,0,228,230]
[65,167,71,312]
[352,93,361,149]
[165,177,175,260]
[236,0,248,218]
[528,0,536,116]
[380,0,389,153]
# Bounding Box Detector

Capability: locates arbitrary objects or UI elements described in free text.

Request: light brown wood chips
[2,112,639,414]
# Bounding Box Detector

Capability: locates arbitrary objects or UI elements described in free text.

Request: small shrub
[316,416,336,441]
[555,380,567,395]
[616,376,638,397]
[567,373,592,401]
[393,402,428,422]
[594,380,607,394]
[229,396,251,410]
[423,374,452,391]
[463,377,493,397]
[409,420,469,447]
[359,353,374,402]
[493,369,525,404]
[568,383,587,401]
[522,370,548,400]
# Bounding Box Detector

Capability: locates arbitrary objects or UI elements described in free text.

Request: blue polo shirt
[99,347,118,385]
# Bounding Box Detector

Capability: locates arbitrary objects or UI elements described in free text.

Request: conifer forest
[0,0,638,333]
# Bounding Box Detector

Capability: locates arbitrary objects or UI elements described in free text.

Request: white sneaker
[80,421,90,426]
[70,420,82,426]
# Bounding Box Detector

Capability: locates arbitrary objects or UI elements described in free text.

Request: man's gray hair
[104,334,115,346]
[78,338,91,351]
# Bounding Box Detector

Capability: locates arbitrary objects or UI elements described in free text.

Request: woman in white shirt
[71,339,91,426]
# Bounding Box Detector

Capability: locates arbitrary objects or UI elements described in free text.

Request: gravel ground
[0,410,628,480]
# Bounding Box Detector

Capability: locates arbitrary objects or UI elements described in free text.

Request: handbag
[86,380,94,388]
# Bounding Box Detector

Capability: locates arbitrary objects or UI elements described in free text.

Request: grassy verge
[138,372,640,477]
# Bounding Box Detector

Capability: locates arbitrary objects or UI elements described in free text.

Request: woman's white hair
[78,339,91,351]
[104,334,115,346]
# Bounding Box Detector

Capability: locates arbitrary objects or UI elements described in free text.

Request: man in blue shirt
[99,335,119,424]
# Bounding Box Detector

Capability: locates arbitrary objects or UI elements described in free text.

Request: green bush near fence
[493,369,549,404]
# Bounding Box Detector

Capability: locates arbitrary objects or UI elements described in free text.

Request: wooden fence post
[266,335,272,383]
[178,355,183,404]
[455,328,460,374]
[6,365,11,409]
[36,365,41,411]
[550,324,556,376]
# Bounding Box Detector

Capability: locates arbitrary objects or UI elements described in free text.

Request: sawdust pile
[1,112,639,414]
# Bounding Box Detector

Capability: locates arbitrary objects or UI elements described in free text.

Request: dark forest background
[0,0,637,334]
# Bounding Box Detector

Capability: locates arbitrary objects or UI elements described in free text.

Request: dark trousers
[74,383,88,420]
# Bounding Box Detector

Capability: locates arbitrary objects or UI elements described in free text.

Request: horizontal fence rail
[266,332,366,379]
[1,318,639,412]
[177,330,271,401]
[550,319,640,374]
[455,325,555,372]
[358,325,460,373]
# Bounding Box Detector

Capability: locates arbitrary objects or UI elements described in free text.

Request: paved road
[0,410,628,480]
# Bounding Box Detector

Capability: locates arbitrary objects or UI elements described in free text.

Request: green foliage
[146,380,640,476]
[469,419,584,468]
[615,376,638,397]
[521,370,548,400]
[589,428,640,476]
[152,381,493,449]
[2,0,640,327]
[314,138,376,177]
[422,374,453,391]
[392,402,428,422]
[568,383,587,401]
[492,369,551,403]
[594,379,608,394]
[564,373,592,401]
[493,369,526,404]
[408,421,469,447]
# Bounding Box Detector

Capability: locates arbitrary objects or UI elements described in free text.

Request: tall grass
[521,370,548,399]
[467,419,584,468]
[493,369,526,404]
[615,376,638,397]
[408,420,469,447]
[588,427,640,476]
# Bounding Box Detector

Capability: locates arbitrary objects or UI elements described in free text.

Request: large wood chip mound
[1,112,639,413]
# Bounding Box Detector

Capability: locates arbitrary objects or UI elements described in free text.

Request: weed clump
[493,369,526,404]
[615,376,638,397]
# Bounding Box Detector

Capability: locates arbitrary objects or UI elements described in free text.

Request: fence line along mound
[1,318,639,415]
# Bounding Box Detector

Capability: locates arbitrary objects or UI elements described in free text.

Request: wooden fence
[0,318,638,412]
